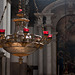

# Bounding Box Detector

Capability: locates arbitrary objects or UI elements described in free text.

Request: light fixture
[0,0,52,64]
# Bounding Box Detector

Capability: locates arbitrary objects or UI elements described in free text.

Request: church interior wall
[0,0,75,75]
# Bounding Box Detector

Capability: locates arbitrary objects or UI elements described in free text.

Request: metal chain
[33,0,39,13]
[18,0,22,9]
[0,0,8,24]
[22,0,26,16]
[33,0,45,31]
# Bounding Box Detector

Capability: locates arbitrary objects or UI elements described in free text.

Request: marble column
[45,13,56,75]
[27,26,38,75]
[6,1,11,75]
[10,19,19,62]
[2,56,6,75]
[10,55,18,62]
[51,34,57,75]
[1,0,7,75]
[35,13,44,75]
[32,22,39,75]
[0,52,6,75]
[2,0,7,55]
[27,27,34,65]
[2,0,11,75]
[46,14,52,75]
[0,0,4,52]
[44,13,53,75]
[0,2,7,74]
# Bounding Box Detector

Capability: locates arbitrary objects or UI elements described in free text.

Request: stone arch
[56,14,75,75]
[41,0,75,75]
[42,0,75,29]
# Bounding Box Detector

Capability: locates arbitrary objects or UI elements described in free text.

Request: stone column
[44,13,53,75]
[2,0,7,55]
[10,55,18,62]
[45,13,56,75]
[10,19,19,63]
[33,24,39,75]
[0,52,6,75]
[2,56,6,75]
[1,0,7,75]
[0,0,4,52]
[27,27,34,65]
[35,13,43,75]
[27,26,38,75]
[51,33,57,75]
[10,20,19,62]
[6,1,11,75]
[2,0,11,75]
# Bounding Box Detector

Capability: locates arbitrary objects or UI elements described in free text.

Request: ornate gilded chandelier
[0,0,52,64]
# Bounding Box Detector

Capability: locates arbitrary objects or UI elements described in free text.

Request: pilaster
[27,27,34,65]
[35,13,44,75]
[6,1,11,75]
[0,52,6,75]
[44,13,52,75]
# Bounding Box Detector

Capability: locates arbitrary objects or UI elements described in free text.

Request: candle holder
[0,0,53,64]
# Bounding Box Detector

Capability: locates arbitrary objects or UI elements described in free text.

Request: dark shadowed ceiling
[11,0,56,18]
[11,0,56,26]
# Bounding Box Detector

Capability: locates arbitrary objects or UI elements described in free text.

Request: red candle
[48,34,52,38]
[43,31,48,35]
[18,9,22,12]
[23,28,29,32]
[0,29,5,33]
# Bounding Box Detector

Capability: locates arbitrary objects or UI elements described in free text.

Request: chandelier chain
[23,0,25,14]
[18,0,22,10]
[33,0,45,28]
[0,0,8,24]
[33,0,39,13]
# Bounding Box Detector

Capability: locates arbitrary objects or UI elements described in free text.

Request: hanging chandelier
[0,0,52,64]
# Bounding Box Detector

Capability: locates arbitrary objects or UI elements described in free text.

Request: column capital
[34,13,43,17]
[43,13,54,17]
[34,13,54,17]
[34,13,43,26]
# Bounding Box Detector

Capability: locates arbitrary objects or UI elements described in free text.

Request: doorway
[56,14,75,75]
